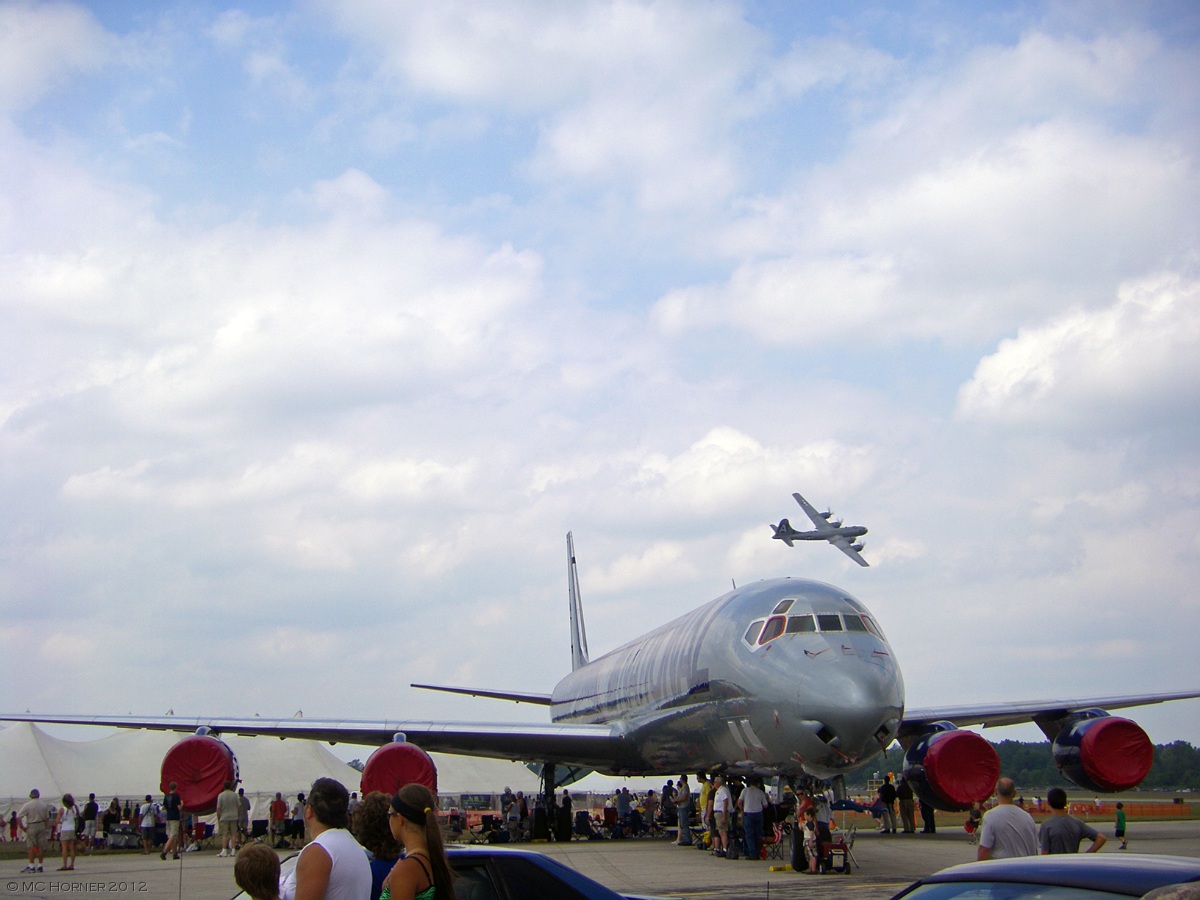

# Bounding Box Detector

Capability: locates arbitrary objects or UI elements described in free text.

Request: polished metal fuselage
[548,577,904,778]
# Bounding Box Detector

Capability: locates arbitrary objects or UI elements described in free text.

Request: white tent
[0,723,675,822]
[0,722,363,821]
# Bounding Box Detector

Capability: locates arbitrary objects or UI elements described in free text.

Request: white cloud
[661,28,1197,346]
[0,2,112,112]
[957,274,1200,433]
[325,0,762,209]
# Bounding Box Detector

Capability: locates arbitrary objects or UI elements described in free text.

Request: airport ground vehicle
[887,853,1200,899]
[233,844,666,900]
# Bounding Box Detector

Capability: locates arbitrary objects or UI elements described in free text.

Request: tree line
[856,740,1200,791]
[990,739,1200,792]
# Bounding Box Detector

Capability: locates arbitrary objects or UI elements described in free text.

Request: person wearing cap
[19,789,53,873]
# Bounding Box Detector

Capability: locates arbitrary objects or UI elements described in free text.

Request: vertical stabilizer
[567,531,590,671]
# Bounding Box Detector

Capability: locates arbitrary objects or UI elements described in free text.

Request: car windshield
[899,884,1133,900]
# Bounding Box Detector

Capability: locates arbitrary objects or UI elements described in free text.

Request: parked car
[234,844,667,900]
[889,853,1200,899]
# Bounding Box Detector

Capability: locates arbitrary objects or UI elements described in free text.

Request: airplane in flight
[771,491,870,566]
[3,521,1198,815]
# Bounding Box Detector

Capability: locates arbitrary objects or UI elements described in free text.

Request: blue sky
[2,0,1198,765]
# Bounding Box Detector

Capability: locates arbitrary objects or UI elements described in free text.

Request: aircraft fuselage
[776,524,868,540]
[549,578,903,779]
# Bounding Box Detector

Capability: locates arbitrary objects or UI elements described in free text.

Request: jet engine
[901,722,1000,812]
[160,729,240,814]
[360,733,438,798]
[1044,709,1153,793]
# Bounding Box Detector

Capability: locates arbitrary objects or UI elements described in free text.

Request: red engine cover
[922,729,1001,810]
[160,735,238,814]
[1080,717,1153,791]
[360,742,438,798]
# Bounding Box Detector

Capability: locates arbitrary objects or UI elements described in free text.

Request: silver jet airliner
[3,525,1197,812]
[771,492,870,566]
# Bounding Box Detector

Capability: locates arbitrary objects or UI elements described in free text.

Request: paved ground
[2,820,1197,899]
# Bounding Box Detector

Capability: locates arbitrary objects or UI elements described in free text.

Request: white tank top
[280,828,372,900]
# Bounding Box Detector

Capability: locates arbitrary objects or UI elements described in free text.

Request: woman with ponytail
[382,784,454,900]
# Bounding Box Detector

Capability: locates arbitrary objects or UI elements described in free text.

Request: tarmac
[2,819,1198,900]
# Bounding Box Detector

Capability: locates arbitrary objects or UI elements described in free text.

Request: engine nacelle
[360,734,438,798]
[160,732,239,814]
[1050,710,1153,792]
[902,722,1000,812]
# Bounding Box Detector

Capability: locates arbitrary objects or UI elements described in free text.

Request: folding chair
[573,810,594,840]
[762,821,786,860]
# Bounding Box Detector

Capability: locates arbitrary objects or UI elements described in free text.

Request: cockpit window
[772,598,795,615]
[786,615,815,633]
[743,621,764,646]
[863,616,887,640]
[758,616,786,645]
[817,614,843,632]
[843,615,868,633]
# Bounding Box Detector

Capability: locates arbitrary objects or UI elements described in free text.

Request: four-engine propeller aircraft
[3,511,1198,815]
[771,491,870,566]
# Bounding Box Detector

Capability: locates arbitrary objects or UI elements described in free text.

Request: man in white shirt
[978,777,1038,861]
[710,776,732,858]
[737,776,769,860]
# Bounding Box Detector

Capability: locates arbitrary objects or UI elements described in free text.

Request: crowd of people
[8,781,318,870]
[10,771,1139,899]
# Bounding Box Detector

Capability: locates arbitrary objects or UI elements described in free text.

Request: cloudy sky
[2,0,1198,770]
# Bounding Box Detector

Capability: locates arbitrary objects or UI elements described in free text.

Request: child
[803,808,819,874]
[234,844,280,900]
[966,801,983,845]
[1115,802,1127,850]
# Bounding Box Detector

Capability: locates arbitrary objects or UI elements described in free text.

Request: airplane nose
[801,651,903,761]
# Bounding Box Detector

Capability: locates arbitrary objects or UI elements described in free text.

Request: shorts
[60,829,76,842]
[1115,828,1126,838]
[713,811,728,830]
[218,821,238,839]
[83,821,97,838]
[26,823,48,851]
[140,826,154,842]
[166,821,180,837]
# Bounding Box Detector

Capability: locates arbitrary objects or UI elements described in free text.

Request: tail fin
[566,531,590,671]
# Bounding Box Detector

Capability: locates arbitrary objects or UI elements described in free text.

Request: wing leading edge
[0,712,637,772]
[410,683,553,706]
[792,492,833,530]
[829,534,869,567]
[900,689,1200,737]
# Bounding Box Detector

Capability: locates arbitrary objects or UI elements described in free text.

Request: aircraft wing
[411,683,553,705]
[900,689,1200,737]
[791,492,832,530]
[829,534,870,567]
[0,712,640,772]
